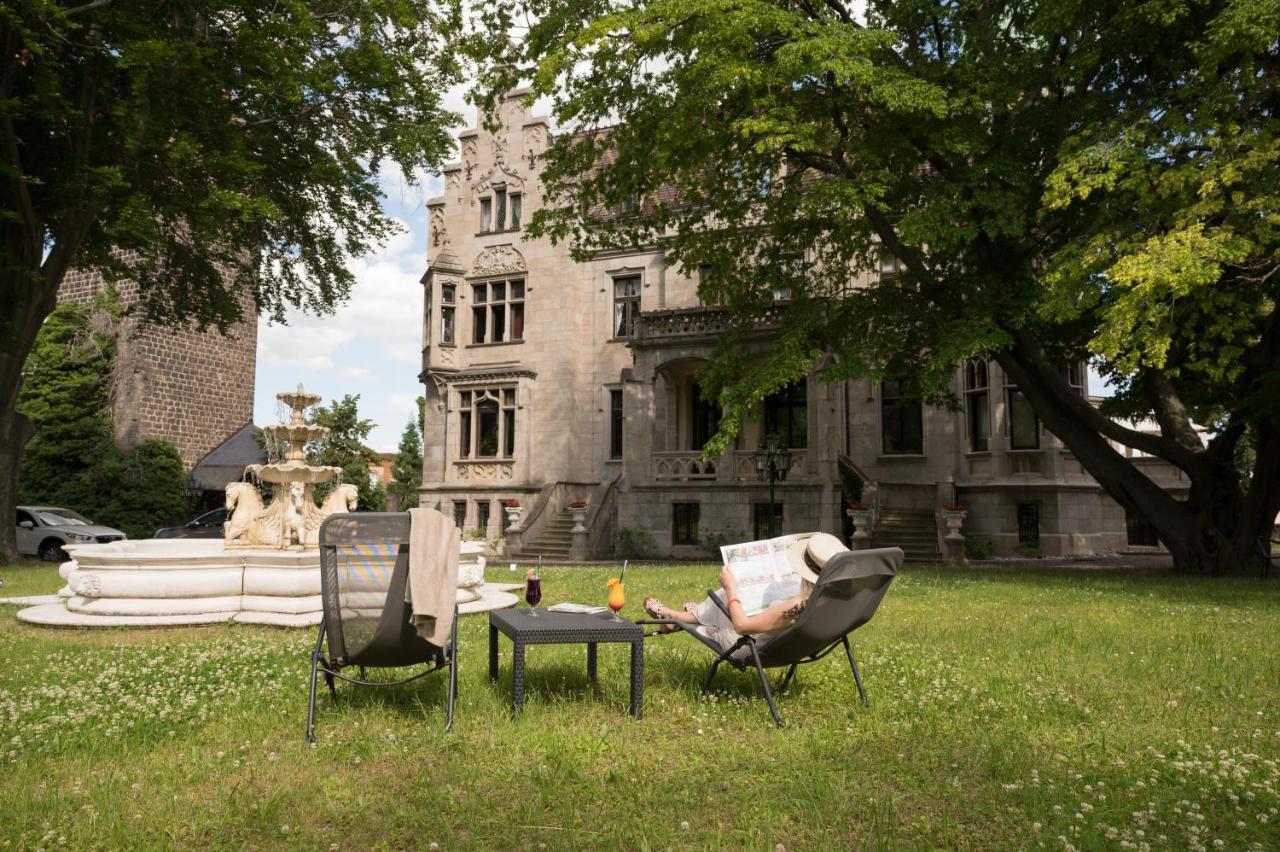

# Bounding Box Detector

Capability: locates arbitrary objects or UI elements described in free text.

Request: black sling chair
[306,512,458,743]
[640,546,901,726]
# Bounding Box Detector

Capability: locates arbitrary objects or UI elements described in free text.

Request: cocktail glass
[606,578,625,622]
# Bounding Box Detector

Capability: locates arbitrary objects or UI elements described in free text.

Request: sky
[252,81,1110,452]
[252,86,473,453]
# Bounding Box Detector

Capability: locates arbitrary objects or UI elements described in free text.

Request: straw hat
[780,532,848,584]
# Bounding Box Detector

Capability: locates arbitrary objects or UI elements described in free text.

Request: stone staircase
[870,508,941,563]
[521,510,575,561]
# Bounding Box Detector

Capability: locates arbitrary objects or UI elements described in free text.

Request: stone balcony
[633,305,785,347]
[650,449,811,484]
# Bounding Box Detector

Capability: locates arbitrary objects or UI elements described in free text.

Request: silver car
[15,506,128,562]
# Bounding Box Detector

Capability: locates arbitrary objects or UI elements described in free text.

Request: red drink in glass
[524,576,542,612]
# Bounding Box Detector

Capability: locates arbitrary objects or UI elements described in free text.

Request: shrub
[613,524,655,559]
[965,538,995,561]
[93,439,188,539]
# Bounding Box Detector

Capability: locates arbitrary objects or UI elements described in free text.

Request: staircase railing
[511,480,598,557]
[584,473,624,559]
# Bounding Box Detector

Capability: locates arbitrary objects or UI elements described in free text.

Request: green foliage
[16,303,117,510]
[613,524,656,559]
[469,0,1280,568]
[17,301,186,537]
[964,539,995,562]
[2,0,462,330]
[91,439,188,539]
[307,394,385,512]
[388,400,424,510]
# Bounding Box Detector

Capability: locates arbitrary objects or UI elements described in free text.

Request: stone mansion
[417,92,1184,561]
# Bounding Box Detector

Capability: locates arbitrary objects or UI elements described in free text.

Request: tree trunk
[998,334,1277,577]
[0,403,36,563]
[0,264,60,563]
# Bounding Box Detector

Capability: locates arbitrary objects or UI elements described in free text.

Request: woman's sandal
[643,597,679,632]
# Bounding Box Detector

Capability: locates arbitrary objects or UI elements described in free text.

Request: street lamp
[753,432,793,537]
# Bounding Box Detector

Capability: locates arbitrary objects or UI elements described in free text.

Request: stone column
[569,506,589,561]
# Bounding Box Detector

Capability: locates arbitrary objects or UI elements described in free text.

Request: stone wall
[57,261,257,471]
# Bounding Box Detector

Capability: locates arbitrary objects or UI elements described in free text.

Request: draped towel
[405,507,460,646]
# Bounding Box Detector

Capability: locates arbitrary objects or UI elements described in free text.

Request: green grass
[0,558,1277,849]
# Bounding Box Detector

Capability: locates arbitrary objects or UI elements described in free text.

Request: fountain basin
[16,537,517,628]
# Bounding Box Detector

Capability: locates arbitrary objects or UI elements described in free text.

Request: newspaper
[719,535,802,616]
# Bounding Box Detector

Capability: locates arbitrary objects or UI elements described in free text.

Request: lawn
[0,558,1277,850]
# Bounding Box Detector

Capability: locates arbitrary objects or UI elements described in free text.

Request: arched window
[458,387,517,459]
[964,359,990,452]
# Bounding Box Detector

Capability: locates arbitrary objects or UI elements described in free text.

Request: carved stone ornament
[492,132,509,165]
[446,171,460,195]
[470,245,527,278]
[474,164,524,196]
[523,125,549,170]
[430,207,449,249]
[462,138,478,181]
[455,462,514,481]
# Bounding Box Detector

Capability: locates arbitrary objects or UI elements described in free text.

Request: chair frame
[641,593,867,727]
[639,546,899,726]
[305,514,459,744]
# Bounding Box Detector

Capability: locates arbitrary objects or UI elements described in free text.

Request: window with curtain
[471,279,525,344]
[612,276,641,338]
[1007,386,1040,449]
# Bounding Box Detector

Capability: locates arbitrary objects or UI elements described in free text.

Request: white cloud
[340,366,372,379]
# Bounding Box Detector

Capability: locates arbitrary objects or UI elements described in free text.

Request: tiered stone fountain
[16,385,517,628]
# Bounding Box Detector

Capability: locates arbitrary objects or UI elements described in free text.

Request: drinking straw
[620,559,628,584]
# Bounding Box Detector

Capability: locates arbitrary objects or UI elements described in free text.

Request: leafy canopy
[2,0,462,332]
[307,394,386,511]
[469,0,1280,451]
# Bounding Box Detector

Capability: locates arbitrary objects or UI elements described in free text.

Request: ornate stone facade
[57,258,257,472]
[419,93,1183,559]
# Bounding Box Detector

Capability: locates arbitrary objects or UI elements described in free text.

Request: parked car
[15,506,128,562]
[153,507,227,540]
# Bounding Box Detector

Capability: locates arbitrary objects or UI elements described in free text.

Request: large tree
[0,1,460,560]
[470,0,1280,574]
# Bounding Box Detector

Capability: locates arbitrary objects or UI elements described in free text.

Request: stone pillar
[503,505,524,556]
[941,509,967,565]
[569,506,589,561]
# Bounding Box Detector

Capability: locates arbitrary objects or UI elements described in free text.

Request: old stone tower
[57,263,257,472]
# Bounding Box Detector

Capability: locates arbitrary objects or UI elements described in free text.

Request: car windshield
[36,510,91,526]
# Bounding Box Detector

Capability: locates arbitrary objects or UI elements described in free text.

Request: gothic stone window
[1006,380,1041,450]
[881,380,923,454]
[482,187,522,232]
[440,283,456,345]
[472,279,525,344]
[763,380,807,449]
[613,275,640,338]
[458,387,517,459]
[965,359,991,452]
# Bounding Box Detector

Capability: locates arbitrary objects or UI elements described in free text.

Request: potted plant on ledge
[846,500,873,545]
[504,498,522,529]
[940,502,967,539]
[567,499,589,532]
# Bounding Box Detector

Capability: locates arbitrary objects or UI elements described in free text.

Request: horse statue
[303,483,359,545]
[224,482,267,545]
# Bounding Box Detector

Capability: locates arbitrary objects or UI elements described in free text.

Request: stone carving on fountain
[12,384,521,628]
[227,385,348,549]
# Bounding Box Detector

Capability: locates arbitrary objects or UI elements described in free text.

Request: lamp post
[753,432,793,537]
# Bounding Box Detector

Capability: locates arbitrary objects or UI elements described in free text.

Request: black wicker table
[488,608,644,719]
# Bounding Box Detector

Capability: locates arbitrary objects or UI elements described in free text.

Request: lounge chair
[641,546,901,726]
[306,512,458,743]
